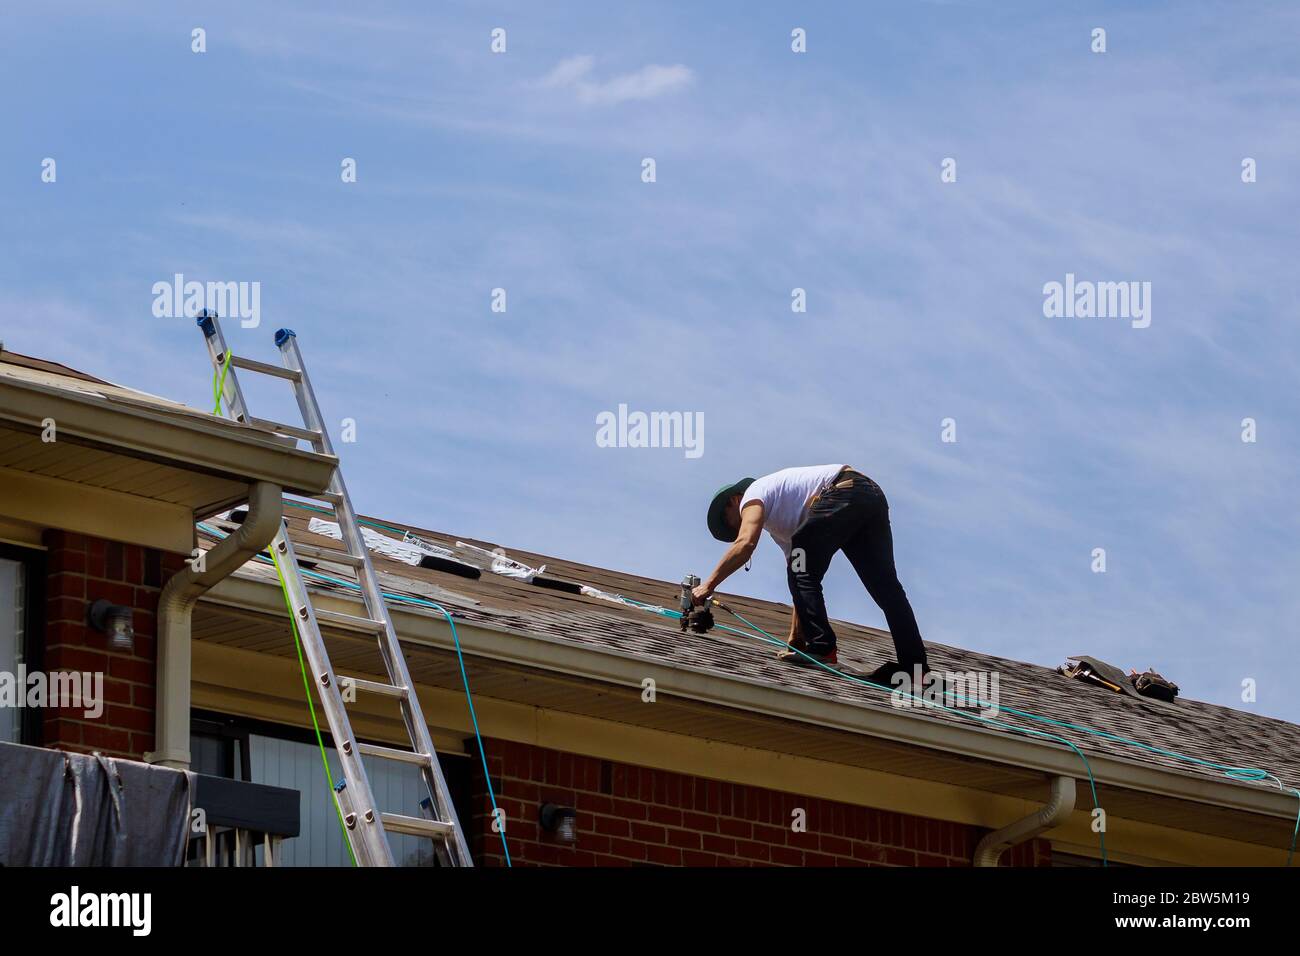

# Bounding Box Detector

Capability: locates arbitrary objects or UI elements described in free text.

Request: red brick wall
[468,739,1051,867]
[40,530,184,759]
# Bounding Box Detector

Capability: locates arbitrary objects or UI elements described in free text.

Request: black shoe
[866,660,931,687]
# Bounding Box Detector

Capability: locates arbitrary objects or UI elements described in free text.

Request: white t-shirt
[741,464,846,557]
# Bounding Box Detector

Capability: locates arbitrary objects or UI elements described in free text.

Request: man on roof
[694,465,929,682]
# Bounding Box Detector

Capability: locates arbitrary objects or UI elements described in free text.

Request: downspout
[973,775,1076,867]
[146,481,283,769]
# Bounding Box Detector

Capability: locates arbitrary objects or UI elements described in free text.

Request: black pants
[786,472,928,668]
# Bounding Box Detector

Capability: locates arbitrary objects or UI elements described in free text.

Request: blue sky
[2,2,1297,722]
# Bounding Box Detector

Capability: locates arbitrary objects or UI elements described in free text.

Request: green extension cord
[268,544,358,866]
[211,349,232,416]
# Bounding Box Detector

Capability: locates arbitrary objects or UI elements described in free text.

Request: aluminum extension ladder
[196,310,471,867]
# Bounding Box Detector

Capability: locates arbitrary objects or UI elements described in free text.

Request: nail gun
[678,573,715,634]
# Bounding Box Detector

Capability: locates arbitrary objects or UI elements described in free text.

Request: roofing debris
[301,516,563,586]
[309,516,434,566]
[304,516,481,578]
[455,540,544,582]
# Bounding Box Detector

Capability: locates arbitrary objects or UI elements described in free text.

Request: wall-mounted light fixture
[88,599,135,652]
[539,803,577,843]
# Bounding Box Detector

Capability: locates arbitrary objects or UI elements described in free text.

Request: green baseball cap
[707,477,755,542]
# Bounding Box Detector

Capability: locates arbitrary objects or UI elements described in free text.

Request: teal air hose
[626,596,1299,867]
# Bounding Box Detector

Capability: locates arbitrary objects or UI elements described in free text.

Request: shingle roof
[211,502,1300,801]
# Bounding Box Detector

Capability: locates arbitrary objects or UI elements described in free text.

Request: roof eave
[0,376,337,499]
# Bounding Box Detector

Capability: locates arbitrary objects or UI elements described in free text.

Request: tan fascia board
[202,572,1300,828]
[0,377,336,498]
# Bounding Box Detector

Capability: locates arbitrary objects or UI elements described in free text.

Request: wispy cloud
[539,55,694,106]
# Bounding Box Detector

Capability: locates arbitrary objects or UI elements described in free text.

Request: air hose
[657,597,1298,867]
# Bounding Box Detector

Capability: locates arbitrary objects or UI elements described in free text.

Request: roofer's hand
[691,584,713,606]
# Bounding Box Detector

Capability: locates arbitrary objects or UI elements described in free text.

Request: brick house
[2,345,1297,867]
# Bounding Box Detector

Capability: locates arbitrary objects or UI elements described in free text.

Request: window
[0,546,43,745]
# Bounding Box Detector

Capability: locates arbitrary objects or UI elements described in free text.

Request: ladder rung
[359,742,433,767]
[312,490,344,505]
[380,813,454,839]
[249,416,321,443]
[292,543,364,567]
[341,676,408,699]
[314,608,387,633]
[230,354,302,381]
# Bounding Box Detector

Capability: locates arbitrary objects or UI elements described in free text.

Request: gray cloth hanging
[0,741,193,866]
